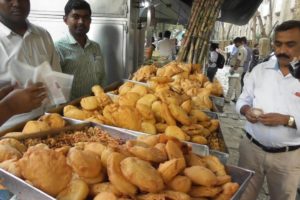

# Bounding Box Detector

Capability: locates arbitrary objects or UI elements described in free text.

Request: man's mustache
[276,54,290,59]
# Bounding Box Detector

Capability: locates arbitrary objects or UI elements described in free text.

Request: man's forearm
[0,101,14,126]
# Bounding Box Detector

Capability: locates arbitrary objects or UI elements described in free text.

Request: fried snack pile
[62,84,224,151]
[0,133,239,200]
[132,61,224,98]
[21,113,67,134]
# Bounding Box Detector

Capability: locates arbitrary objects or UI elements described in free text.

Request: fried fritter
[121,157,164,193]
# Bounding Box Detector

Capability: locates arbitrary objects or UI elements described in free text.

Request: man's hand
[0,85,15,100]
[245,108,259,123]
[258,113,289,126]
[2,83,47,115]
[241,105,259,123]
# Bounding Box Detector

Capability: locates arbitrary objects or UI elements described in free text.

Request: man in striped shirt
[55,0,106,100]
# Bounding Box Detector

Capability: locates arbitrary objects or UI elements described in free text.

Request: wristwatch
[287,116,295,127]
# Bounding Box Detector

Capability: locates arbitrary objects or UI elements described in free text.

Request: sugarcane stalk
[177,0,204,61]
[178,0,224,64]
[197,0,224,63]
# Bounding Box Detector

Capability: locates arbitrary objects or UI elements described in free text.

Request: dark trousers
[241,72,246,91]
[207,67,218,82]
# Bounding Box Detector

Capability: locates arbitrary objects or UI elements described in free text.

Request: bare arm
[0,83,47,126]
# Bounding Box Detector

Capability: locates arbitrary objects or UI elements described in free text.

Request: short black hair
[241,37,247,44]
[275,20,300,33]
[164,31,171,38]
[210,42,219,50]
[233,37,242,44]
[158,32,163,38]
[64,0,92,16]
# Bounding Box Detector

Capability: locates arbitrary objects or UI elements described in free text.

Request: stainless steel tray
[210,95,225,113]
[204,111,229,164]
[227,165,255,200]
[0,118,253,200]
[65,117,210,157]
[0,168,55,200]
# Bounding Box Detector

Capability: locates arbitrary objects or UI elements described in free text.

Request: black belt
[245,132,300,153]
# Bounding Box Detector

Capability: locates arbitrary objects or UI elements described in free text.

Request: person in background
[248,43,259,72]
[206,42,219,82]
[240,37,252,89]
[236,20,300,200]
[158,32,163,41]
[0,84,46,126]
[157,30,176,60]
[55,0,106,100]
[225,41,234,65]
[0,0,61,129]
[225,37,247,103]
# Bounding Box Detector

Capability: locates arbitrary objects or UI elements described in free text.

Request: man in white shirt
[0,0,61,129]
[225,41,234,64]
[236,20,300,200]
[225,37,247,103]
[157,30,176,60]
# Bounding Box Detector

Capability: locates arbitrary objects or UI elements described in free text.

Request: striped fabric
[55,33,106,100]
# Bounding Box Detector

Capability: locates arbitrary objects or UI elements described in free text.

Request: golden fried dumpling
[63,105,92,120]
[112,106,142,131]
[158,158,186,183]
[184,166,217,186]
[0,158,22,177]
[132,64,157,82]
[56,179,89,200]
[67,148,102,178]
[129,84,149,96]
[136,103,155,120]
[141,122,157,135]
[168,103,191,126]
[94,192,117,200]
[136,94,158,107]
[160,103,177,125]
[38,113,66,129]
[118,92,141,107]
[0,138,26,153]
[167,175,191,193]
[190,110,211,122]
[165,126,189,141]
[80,96,99,110]
[163,190,191,200]
[22,121,51,134]
[102,104,119,125]
[92,85,105,96]
[0,144,22,162]
[120,157,164,193]
[84,142,106,157]
[118,82,135,95]
[107,152,138,196]
[89,182,122,197]
[18,146,72,196]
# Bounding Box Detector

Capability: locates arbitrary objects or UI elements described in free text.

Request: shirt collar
[265,59,279,70]
[266,59,294,78]
[0,21,11,36]
[0,20,37,37]
[66,32,91,48]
